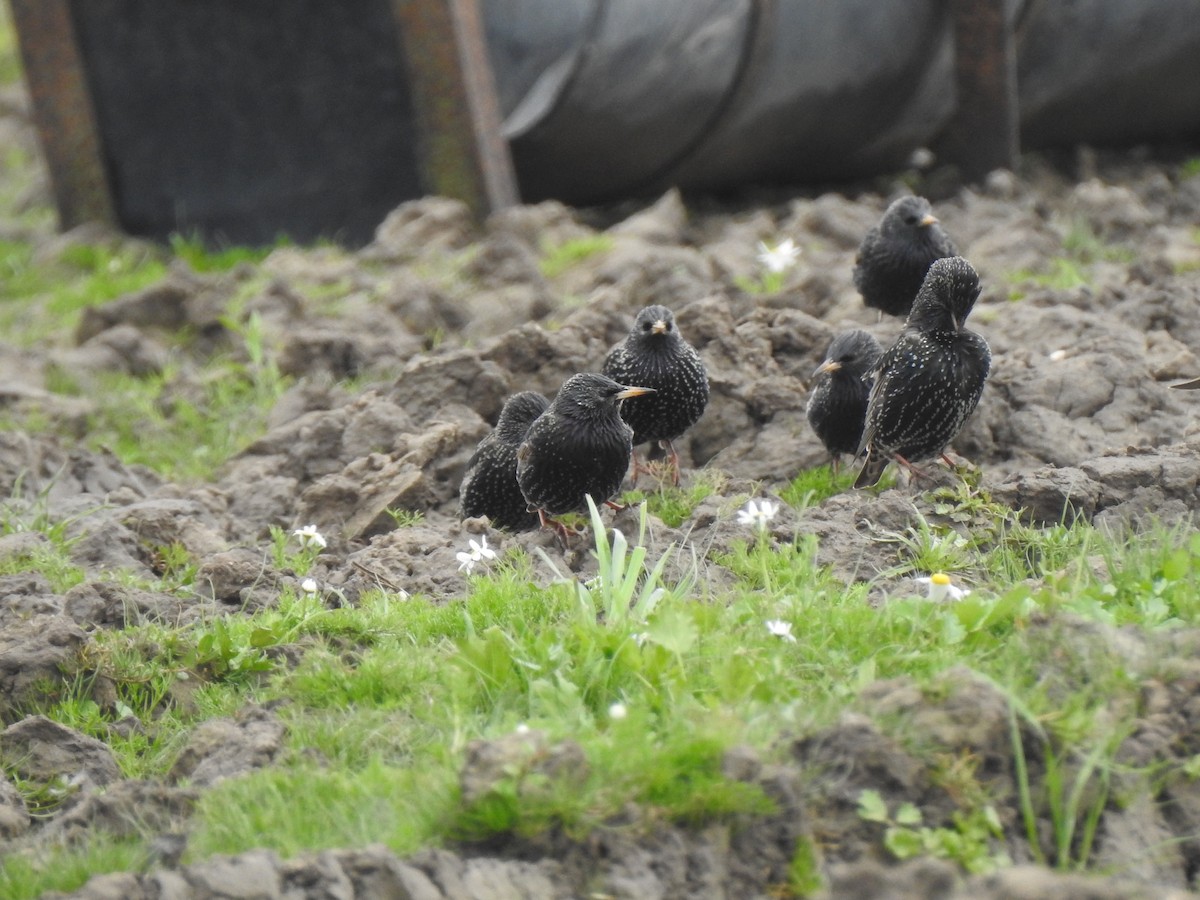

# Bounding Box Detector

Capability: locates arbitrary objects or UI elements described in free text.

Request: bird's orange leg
[660,439,682,487]
[537,509,581,541]
[893,453,934,481]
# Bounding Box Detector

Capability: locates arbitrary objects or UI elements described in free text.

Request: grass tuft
[539,235,614,278]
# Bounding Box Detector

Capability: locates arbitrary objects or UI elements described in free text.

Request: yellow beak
[919,213,938,227]
[616,386,655,400]
[651,320,668,334]
[813,359,842,377]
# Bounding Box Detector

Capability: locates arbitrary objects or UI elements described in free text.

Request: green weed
[539,235,614,278]
[622,471,721,527]
[858,788,1011,874]
[780,464,857,509]
[385,508,425,528]
[168,233,277,272]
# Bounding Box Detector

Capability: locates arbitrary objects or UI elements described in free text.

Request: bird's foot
[629,452,652,486]
[537,509,583,542]
[660,439,682,487]
[894,453,934,481]
[631,448,680,489]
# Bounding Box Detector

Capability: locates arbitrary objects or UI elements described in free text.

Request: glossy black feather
[854,196,958,318]
[806,329,883,459]
[517,374,649,516]
[855,257,991,488]
[459,391,550,530]
[602,305,709,448]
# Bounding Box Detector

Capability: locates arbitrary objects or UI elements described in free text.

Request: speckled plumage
[806,329,883,461]
[603,305,709,446]
[854,257,991,489]
[517,373,653,519]
[854,196,958,318]
[602,305,708,477]
[459,391,550,530]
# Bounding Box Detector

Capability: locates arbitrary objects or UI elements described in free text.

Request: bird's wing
[601,342,626,378]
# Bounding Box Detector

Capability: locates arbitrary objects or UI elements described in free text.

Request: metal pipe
[484,0,1200,203]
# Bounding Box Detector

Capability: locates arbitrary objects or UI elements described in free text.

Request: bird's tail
[853,447,889,489]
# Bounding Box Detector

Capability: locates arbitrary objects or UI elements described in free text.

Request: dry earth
[5,73,1200,898]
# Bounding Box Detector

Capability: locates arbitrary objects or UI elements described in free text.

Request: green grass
[0,4,21,86]
[1060,218,1136,265]
[781,464,855,508]
[0,263,291,480]
[7,503,1200,895]
[2,51,1198,890]
[1006,218,1136,300]
[539,235,614,278]
[168,233,278,273]
[621,469,724,527]
[0,240,169,340]
[71,333,289,482]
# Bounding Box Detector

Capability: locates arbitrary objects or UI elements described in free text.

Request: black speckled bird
[602,305,708,484]
[854,256,991,489]
[806,329,883,470]
[517,373,654,530]
[854,195,958,318]
[459,391,550,530]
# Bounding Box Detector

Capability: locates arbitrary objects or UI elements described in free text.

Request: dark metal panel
[13,0,515,246]
[66,0,429,246]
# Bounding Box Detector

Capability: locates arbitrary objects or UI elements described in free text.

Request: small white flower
[468,536,497,562]
[1048,349,1069,362]
[608,702,628,721]
[457,535,498,575]
[756,237,800,274]
[515,723,530,735]
[765,619,797,643]
[916,572,971,603]
[737,498,780,531]
[300,577,319,594]
[293,524,327,551]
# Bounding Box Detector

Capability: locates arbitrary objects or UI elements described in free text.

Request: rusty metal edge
[390,0,520,216]
[937,0,1020,180]
[8,0,118,230]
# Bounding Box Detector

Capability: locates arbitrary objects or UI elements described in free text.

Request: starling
[517,373,654,528]
[459,391,550,530]
[854,256,991,489]
[854,195,958,318]
[806,329,883,468]
[601,305,709,483]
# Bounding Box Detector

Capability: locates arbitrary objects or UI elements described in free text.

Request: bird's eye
[642,322,653,331]
[904,215,918,225]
